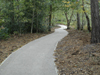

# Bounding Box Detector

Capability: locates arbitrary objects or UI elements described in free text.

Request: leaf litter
[54,29,100,75]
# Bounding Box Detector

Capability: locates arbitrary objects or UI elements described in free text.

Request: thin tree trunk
[49,3,52,31]
[77,13,81,30]
[36,12,38,33]
[9,0,15,34]
[65,12,69,29]
[10,0,15,27]
[17,0,21,35]
[31,10,34,33]
[76,0,81,30]
[84,10,91,32]
[82,0,91,32]
[31,1,35,33]
[17,0,19,24]
[81,0,84,30]
[81,12,84,30]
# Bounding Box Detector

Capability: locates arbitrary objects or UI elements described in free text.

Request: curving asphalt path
[0,25,68,75]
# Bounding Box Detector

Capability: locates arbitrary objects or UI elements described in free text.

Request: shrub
[0,27,9,40]
[39,25,48,33]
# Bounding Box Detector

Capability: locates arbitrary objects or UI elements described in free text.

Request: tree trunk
[84,10,91,32]
[65,10,74,29]
[82,0,91,32]
[31,10,34,33]
[67,21,70,29]
[9,0,15,34]
[81,0,84,30]
[10,0,15,26]
[17,0,21,35]
[36,12,38,33]
[81,12,84,30]
[77,13,81,30]
[76,0,81,30]
[49,3,52,31]
[91,0,100,43]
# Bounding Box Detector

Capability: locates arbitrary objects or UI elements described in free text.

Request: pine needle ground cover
[54,29,100,75]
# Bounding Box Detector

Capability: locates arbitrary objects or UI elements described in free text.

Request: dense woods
[0,0,100,44]
[0,0,54,40]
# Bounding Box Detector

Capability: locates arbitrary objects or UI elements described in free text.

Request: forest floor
[54,29,100,75]
[0,26,59,64]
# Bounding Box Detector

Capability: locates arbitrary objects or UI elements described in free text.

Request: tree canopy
[0,0,100,44]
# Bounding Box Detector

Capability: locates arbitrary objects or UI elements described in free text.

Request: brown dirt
[0,26,59,64]
[54,29,100,75]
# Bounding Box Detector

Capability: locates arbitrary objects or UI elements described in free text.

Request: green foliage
[0,0,91,37]
[0,20,4,27]
[0,27,9,40]
[40,25,48,33]
[0,0,52,34]
[13,31,19,35]
[52,10,67,25]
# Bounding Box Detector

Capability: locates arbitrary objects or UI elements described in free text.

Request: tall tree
[82,0,91,32]
[81,0,85,30]
[31,1,35,33]
[62,0,74,29]
[65,10,74,29]
[81,11,84,30]
[77,0,81,30]
[91,0,100,43]
[77,13,81,30]
[49,0,53,31]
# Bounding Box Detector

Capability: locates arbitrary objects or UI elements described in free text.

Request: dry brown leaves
[54,29,100,75]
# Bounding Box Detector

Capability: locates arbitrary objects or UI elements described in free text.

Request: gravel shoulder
[54,29,100,75]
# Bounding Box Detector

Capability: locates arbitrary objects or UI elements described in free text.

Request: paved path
[0,25,68,75]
